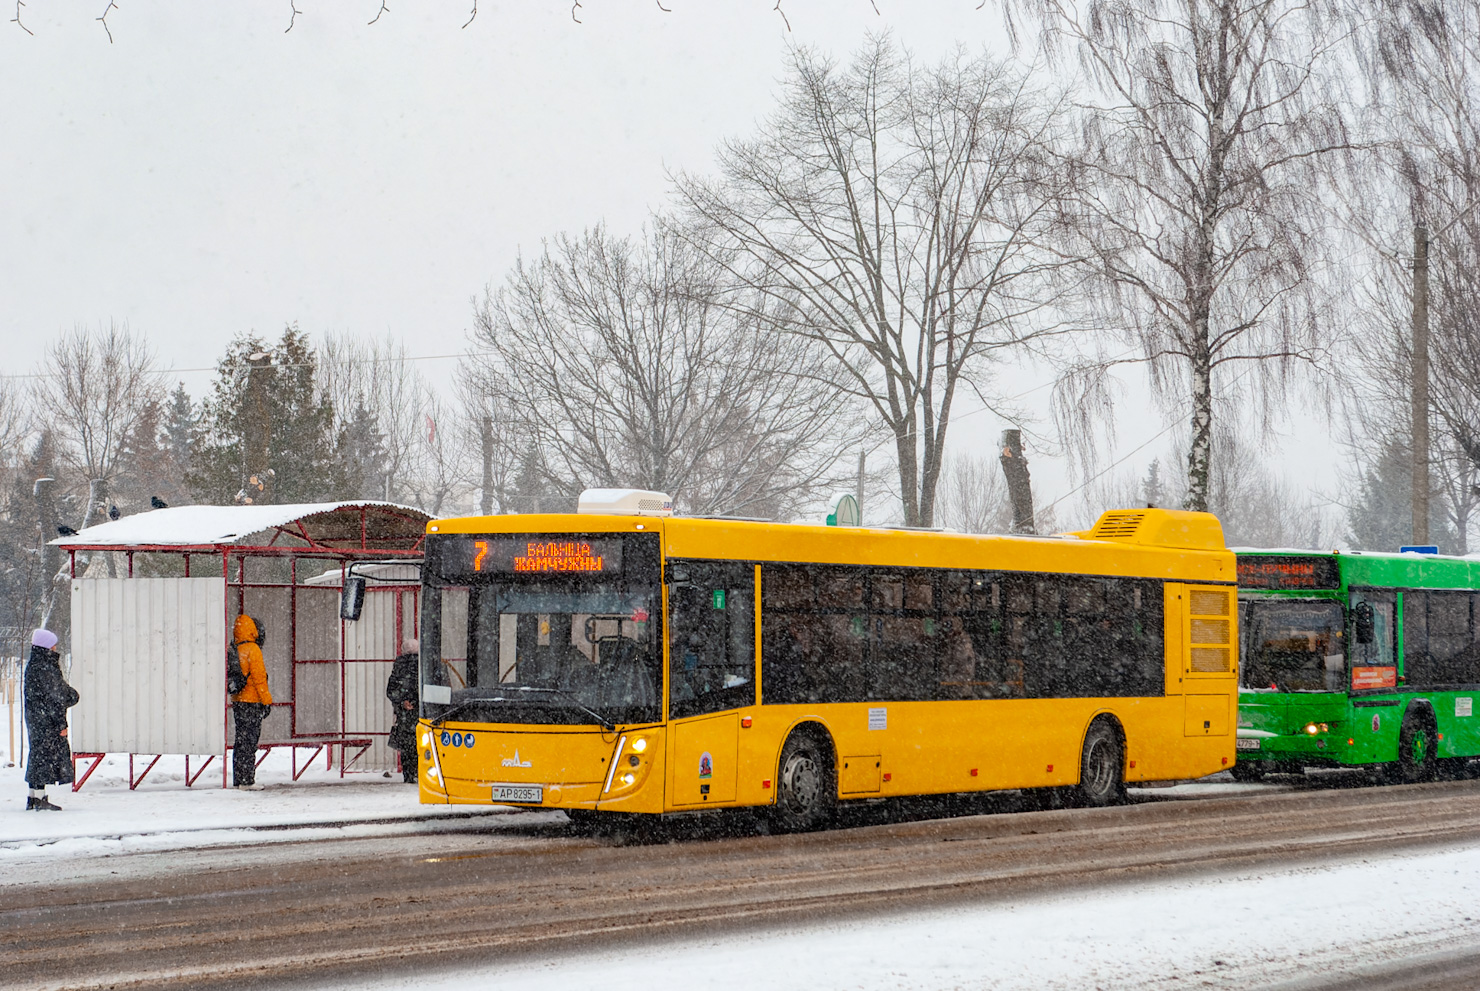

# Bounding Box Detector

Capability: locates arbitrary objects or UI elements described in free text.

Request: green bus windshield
[1241,600,1345,693]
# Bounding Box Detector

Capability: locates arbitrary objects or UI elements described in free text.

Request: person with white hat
[24,629,79,811]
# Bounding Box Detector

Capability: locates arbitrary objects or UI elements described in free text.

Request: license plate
[1236,738,1261,751]
[491,783,543,804]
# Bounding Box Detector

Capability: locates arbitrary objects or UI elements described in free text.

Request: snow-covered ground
[6,731,1474,990]
[0,746,525,863]
[324,841,1480,991]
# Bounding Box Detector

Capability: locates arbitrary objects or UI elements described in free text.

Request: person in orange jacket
[231,614,273,790]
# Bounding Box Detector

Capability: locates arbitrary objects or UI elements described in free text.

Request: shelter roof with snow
[52,501,431,555]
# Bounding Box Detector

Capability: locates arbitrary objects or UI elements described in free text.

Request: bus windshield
[420,531,662,725]
[425,581,660,725]
[1240,600,1345,692]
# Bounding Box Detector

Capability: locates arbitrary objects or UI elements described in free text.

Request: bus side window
[668,561,756,719]
[1349,592,1395,671]
[868,572,936,702]
[1402,591,1428,686]
[1461,594,1480,686]
[1426,592,1473,688]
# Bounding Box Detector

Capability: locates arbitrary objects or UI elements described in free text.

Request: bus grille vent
[637,498,668,511]
[1091,511,1147,539]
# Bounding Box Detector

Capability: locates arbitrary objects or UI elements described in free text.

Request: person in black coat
[24,629,79,811]
[385,638,420,783]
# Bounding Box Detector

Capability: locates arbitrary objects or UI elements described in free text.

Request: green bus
[1234,550,1480,782]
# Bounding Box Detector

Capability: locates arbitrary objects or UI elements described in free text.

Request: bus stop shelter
[52,501,430,789]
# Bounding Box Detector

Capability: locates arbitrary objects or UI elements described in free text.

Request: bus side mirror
[1354,602,1374,644]
[340,576,367,621]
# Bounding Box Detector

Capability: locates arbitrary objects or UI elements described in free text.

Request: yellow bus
[412,491,1237,829]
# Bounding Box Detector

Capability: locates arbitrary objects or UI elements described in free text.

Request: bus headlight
[621,773,636,786]
[631,738,648,753]
[1304,722,1329,735]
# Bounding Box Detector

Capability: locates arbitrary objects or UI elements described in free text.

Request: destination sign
[435,536,623,577]
[1236,554,1341,591]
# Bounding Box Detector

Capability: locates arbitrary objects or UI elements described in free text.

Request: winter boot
[26,796,61,811]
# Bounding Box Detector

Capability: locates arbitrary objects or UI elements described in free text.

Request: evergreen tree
[189,325,338,505]
[115,382,197,510]
[0,433,64,639]
[1141,459,1163,508]
[330,400,388,500]
[162,383,197,479]
[1347,436,1459,553]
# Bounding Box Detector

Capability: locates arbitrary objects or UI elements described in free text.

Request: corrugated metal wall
[70,578,226,754]
[344,587,416,772]
[294,587,341,736]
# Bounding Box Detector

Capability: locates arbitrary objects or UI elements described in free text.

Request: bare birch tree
[1018,0,1353,512]
[470,222,857,519]
[673,37,1082,526]
[33,324,162,529]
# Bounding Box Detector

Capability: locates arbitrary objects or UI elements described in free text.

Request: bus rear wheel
[1398,711,1438,784]
[1077,720,1125,807]
[773,730,836,832]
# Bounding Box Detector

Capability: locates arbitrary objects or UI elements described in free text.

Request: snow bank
[352,841,1480,991]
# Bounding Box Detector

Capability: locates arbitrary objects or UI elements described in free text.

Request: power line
[0,351,495,382]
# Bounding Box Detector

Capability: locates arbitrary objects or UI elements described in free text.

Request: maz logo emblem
[502,750,532,768]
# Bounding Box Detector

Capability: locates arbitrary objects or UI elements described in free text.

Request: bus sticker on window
[868,707,887,731]
[1352,666,1397,690]
[1459,698,1474,718]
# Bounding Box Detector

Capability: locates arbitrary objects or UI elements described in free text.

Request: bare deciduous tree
[1021,0,1353,512]
[34,323,162,529]
[1344,0,1480,551]
[470,222,857,519]
[932,452,1012,534]
[674,37,1082,526]
[318,333,468,510]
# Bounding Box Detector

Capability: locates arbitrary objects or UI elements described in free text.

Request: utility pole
[242,351,274,505]
[1412,222,1430,546]
[855,451,866,523]
[480,415,495,516]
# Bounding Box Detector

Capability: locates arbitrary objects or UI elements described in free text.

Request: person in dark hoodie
[24,629,78,811]
[385,638,420,783]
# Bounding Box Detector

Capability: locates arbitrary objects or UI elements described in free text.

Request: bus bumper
[419,722,665,814]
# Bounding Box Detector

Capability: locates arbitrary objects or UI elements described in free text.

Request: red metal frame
[71,753,105,791]
[128,753,163,790]
[184,753,216,787]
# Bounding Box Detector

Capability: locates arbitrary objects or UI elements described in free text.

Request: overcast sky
[2,2,1019,375]
[0,2,1335,528]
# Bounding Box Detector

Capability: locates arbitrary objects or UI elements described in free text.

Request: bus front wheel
[773,730,836,832]
[1077,719,1125,807]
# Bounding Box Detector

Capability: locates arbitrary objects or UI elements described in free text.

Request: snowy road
[4,778,1480,990]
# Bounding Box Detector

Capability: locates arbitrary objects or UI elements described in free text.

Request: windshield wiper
[506,685,615,730]
[429,698,483,727]
[429,686,615,730]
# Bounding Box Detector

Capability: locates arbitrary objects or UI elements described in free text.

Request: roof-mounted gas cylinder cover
[576,488,674,517]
